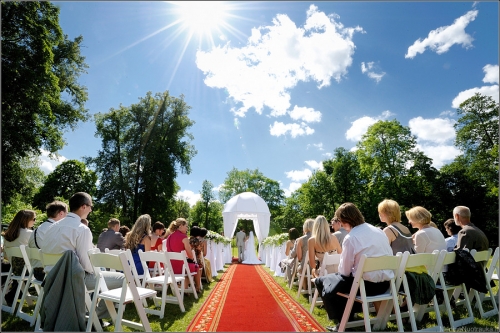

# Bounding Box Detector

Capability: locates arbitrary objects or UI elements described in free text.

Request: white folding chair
[86,249,156,332]
[337,254,404,332]
[309,252,341,313]
[16,245,43,326]
[383,250,444,332]
[32,251,102,332]
[485,247,499,304]
[468,249,498,318]
[1,246,29,315]
[288,257,298,289]
[139,250,186,317]
[168,250,198,299]
[434,251,474,330]
[296,254,314,302]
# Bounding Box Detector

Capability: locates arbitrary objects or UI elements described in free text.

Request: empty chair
[310,252,341,313]
[1,246,29,315]
[485,247,499,304]
[138,250,186,317]
[86,249,156,332]
[468,249,498,318]
[337,254,404,332]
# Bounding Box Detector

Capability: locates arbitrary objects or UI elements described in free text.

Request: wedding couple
[235,228,262,265]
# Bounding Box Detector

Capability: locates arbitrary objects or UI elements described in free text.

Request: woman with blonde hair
[125,214,152,275]
[308,215,342,278]
[406,206,446,254]
[378,199,414,255]
[166,218,201,292]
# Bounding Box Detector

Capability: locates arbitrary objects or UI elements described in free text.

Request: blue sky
[40,1,499,206]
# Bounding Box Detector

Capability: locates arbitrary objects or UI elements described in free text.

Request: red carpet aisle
[187,264,324,332]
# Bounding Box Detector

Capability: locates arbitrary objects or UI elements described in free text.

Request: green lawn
[2,256,499,332]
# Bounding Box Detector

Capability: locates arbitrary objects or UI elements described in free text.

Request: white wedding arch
[222,192,271,243]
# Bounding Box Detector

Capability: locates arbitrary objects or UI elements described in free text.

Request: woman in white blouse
[406,206,446,254]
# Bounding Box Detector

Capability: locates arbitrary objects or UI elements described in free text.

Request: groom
[236,228,246,263]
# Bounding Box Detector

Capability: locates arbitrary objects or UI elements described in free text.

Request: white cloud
[322,152,332,158]
[416,144,462,169]
[409,116,456,144]
[269,121,314,138]
[482,64,499,84]
[360,61,386,83]
[439,110,455,117]
[176,190,201,207]
[307,142,324,151]
[345,110,393,141]
[283,182,302,197]
[305,160,323,170]
[285,168,312,182]
[451,85,499,108]
[405,10,477,59]
[196,4,363,118]
[39,149,67,174]
[288,105,322,123]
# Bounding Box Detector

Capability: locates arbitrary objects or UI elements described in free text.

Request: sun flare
[175,1,228,36]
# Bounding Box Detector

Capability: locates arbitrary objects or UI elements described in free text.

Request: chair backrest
[167,250,191,275]
[4,246,24,263]
[441,250,456,266]
[318,252,341,276]
[104,248,123,254]
[470,248,493,265]
[486,247,499,281]
[395,250,442,290]
[41,252,64,268]
[138,250,167,282]
[19,245,34,273]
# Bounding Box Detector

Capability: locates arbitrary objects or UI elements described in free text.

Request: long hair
[125,214,151,250]
[3,210,36,242]
[312,215,331,252]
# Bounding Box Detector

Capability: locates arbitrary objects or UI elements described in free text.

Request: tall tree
[86,91,196,224]
[1,1,89,205]
[32,160,97,210]
[324,147,363,205]
[190,200,223,233]
[200,180,215,230]
[454,93,499,196]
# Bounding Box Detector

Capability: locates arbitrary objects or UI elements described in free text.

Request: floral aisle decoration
[262,233,288,247]
[206,230,231,245]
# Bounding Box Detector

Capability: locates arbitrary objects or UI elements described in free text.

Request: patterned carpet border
[186,264,324,332]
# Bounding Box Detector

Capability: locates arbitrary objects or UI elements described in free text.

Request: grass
[2,251,499,332]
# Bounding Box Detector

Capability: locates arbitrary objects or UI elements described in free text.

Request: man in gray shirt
[331,217,348,248]
[96,218,125,252]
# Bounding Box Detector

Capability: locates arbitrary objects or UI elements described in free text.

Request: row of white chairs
[2,245,205,332]
[288,247,498,332]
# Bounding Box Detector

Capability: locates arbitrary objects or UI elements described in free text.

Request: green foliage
[200,180,216,229]
[86,91,196,224]
[190,200,223,233]
[1,1,89,205]
[1,194,47,228]
[32,160,97,210]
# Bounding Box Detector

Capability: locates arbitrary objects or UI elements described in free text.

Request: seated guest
[125,214,152,275]
[406,206,446,254]
[119,225,130,238]
[378,199,414,255]
[308,215,342,278]
[198,227,212,283]
[285,228,300,256]
[2,209,36,304]
[150,221,166,252]
[97,218,125,252]
[40,192,124,323]
[330,217,348,248]
[316,203,393,332]
[453,206,489,251]
[166,218,201,292]
[443,218,461,252]
[295,218,315,275]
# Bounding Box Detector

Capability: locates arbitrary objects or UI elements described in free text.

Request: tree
[455,93,499,196]
[200,180,216,230]
[32,160,97,210]
[86,91,196,224]
[190,200,223,233]
[324,147,363,205]
[1,1,89,205]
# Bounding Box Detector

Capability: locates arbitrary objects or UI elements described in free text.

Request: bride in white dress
[242,231,263,265]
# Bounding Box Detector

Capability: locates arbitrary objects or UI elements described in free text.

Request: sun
[174,1,228,38]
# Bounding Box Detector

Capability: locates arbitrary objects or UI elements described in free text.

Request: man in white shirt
[40,192,124,321]
[28,201,68,269]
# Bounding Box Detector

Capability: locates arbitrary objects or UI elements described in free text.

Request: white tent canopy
[222,192,271,243]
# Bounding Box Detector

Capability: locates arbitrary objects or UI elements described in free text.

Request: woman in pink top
[166,218,201,292]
